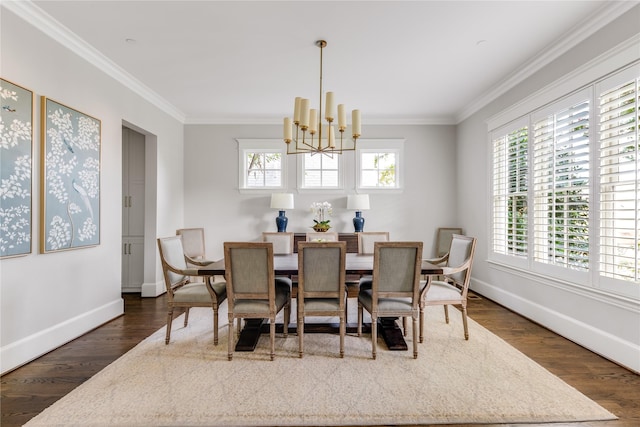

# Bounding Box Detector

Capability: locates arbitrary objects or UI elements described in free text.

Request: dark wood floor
[2,292,639,426]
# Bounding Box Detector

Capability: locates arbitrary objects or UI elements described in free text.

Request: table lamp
[347,194,370,233]
[270,193,294,232]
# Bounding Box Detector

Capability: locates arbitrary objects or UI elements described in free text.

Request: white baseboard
[141,280,165,297]
[1,298,124,375]
[471,278,640,374]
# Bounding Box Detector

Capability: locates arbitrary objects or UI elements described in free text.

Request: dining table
[194,253,443,352]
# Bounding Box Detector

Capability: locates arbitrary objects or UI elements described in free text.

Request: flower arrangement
[310,201,332,231]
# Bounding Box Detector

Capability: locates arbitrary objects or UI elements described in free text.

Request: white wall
[183,124,457,260]
[0,8,185,373]
[456,7,640,372]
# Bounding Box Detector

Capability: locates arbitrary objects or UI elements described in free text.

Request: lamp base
[275,210,288,232]
[353,211,365,233]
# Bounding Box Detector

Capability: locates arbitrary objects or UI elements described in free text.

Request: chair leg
[228,315,234,361]
[371,314,377,360]
[213,306,219,345]
[237,318,242,338]
[357,303,363,337]
[298,315,304,358]
[165,309,174,345]
[444,305,450,324]
[462,305,469,340]
[283,301,290,338]
[419,304,425,343]
[412,315,418,359]
[184,307,190,327]
[339,314,345,358]
[270,321,276,361]
[402,317,408,336]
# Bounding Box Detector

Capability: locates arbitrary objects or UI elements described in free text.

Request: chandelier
[283,40,361,156]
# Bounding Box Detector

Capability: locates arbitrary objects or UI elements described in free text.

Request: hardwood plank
[1,292,638,426]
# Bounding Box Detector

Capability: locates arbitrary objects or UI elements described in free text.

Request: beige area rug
[26,301,616,426]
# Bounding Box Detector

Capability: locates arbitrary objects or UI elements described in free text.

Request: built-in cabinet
[122,127,145,292]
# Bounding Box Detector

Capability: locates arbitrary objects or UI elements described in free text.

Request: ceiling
[13,1,636,124]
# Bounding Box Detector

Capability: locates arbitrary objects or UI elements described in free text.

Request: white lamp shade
[270,193,294,210]
[347,194,370,210]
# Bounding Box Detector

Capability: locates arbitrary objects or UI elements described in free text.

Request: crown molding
[3,0,186,123]
[455,1,639,124]
[184,116,456,126]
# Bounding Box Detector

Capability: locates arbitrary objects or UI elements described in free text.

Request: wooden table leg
[235,319,265,351]
[378,318,408,351]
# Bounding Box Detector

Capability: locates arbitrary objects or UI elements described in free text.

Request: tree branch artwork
[41,97,100,253]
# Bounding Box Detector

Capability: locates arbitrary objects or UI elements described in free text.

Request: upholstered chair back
[376,245,422,293]
[158,236,189,291]
[300,244,343,293]
[226,245,272,296]
[176,228,206,261]
[358,232,389,254]
[446,234,475,286]
[262,232,294,254]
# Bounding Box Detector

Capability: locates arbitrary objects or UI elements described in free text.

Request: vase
[275,210,288,232]
[313,225,330,232]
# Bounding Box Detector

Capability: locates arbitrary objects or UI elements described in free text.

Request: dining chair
[262,231,294,254]
[157,236,227,345]
[435,227,463,257]
[350,231,390,320]
[176,227,224,283]
[357,241,423,359]
[357,231,390,255]
[297,241,347,358]
[305,231,339,242]
[223,242,291,360]
[419,234,477,343]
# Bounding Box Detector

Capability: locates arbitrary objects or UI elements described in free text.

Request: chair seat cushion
[234,280,291,315]
[422,280,462,302]
[209,279,227,300]
[302,298,341,312]
[358,288,412,312]
[172,283,212,303]
[358,275,373,290]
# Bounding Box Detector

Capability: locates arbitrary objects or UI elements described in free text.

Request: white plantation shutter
[533,95,590,271]
[598,76,640,283]
[492,125,528,257]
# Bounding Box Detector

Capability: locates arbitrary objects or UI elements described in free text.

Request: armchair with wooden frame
[157,236,227,345]
[357,241,423,359]
[176,227,224,283]
[223,242,291,361]
[419,234,477,343]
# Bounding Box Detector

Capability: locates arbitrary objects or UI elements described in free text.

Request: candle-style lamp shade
[270,193,294,232]
[347,194,370,233]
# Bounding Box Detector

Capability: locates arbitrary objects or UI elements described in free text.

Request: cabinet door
[122,237,144,292]
[122,128,145,236]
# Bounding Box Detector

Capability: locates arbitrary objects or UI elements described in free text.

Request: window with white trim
[532,92,591,271]
[489,61,640,297]
[300,152,341,188]
[237,139,286,190]
[356,139,404,191]
[598,73,639,283]
[492,123,528,258]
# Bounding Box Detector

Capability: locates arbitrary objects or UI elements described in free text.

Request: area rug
[26,302,616,426]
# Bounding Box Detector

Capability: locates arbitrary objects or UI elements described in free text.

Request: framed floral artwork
[0,78,34,258]
[40,97,101,253]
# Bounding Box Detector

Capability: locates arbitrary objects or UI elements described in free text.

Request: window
[237,139,286,190]
[532,93,591,272]
[489,59,640,298]
[492,123,528,258]
[356,139,404,191]
[598,73,639,283]
[300,153,341,188]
